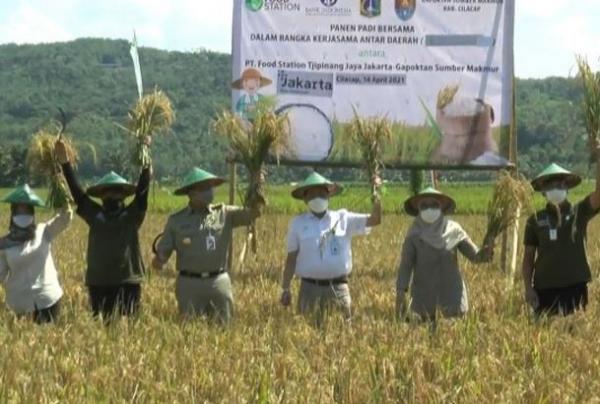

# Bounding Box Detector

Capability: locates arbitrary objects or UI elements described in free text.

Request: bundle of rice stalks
[575,56,600,161]
[212,100,290,254]
[126,88,174,167]
[437,84,460,110]
[484,170,534,245]
[27,130,79,210]
[347,109,392,200]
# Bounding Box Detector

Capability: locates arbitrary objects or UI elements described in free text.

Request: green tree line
[0,38,593,186]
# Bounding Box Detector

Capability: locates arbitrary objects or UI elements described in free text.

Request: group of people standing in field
[0,138,598,325]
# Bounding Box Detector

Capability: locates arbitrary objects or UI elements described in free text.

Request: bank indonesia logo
[320,0,338,6]
[360,0,381,17]
[395,0,416,21]
[246,0,264,11]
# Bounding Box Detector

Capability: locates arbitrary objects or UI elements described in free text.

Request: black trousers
[535,283,588,317]
[33,299,61,324]
[88,284,141,318]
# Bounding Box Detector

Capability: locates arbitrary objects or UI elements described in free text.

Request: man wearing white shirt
[280,172,382,324]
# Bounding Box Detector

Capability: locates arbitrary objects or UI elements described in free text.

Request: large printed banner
[232,0,514,167]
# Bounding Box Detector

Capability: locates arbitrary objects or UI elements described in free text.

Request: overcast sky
[1,0,599,78]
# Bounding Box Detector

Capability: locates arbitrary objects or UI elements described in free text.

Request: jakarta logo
[395,0,416,21]
[360,0,381,17]
[246,0,264,11]
[320,0,338,6]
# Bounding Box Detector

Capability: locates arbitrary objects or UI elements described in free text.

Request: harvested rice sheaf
[484,170,534,245]
[26,130,79,210]
[347,109,392,200]
[211,100,291,253]
[212,102,290,207]
[576,56,600,160]
[126,88,175,167]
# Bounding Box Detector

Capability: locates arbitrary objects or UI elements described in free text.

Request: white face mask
[420,208,442,224]
[545,189,567,205]
[308,197,329,214]
[13,214,34,228]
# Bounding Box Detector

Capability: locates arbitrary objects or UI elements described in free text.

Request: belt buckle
[200,272,210,278]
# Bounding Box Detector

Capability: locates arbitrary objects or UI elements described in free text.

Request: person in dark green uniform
[55,139,151,319]
[522,163,600,316]
[152,167,260,323]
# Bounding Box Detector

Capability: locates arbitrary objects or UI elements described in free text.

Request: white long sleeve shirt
[0,210,73,314]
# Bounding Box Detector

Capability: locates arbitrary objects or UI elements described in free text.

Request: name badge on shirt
[549,229,557,241]
[329,237,340,256]
[206,234,216,251]
[182,237,192,246]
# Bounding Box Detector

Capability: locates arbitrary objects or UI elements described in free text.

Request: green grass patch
[1,181,593,216]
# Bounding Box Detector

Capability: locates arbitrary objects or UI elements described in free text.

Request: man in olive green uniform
[523,162,600,316]
[152,167,259,323]
[56,139,150,319]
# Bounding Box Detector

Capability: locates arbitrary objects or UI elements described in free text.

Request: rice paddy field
[1,182,600,402]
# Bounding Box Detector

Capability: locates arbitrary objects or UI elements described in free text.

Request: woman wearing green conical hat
[280,171,382,326]
[152,167,261,324]
[0,185,72,323]
[396,187,493,321]
[522,163,600,317]
[56,138,151,319]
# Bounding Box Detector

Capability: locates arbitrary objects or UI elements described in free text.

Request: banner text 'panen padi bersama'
[232,0,514,167]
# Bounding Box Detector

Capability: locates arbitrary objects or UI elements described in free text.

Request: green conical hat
[86,171,136,198]
[291,172,342,200]
[2,184,45,207]
[404,186,456,216]
[174,167,225,196]
[531,163,581,191]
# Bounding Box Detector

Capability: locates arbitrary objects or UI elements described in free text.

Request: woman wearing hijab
[396,187,493,321]
[0,185,72,323]
[55,138,151,319]
[522,163,600,317]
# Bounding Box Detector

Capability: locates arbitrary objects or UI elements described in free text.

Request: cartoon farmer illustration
[232,68,272,121]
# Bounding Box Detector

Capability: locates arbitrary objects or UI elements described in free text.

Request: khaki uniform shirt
[156,204,252,273]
